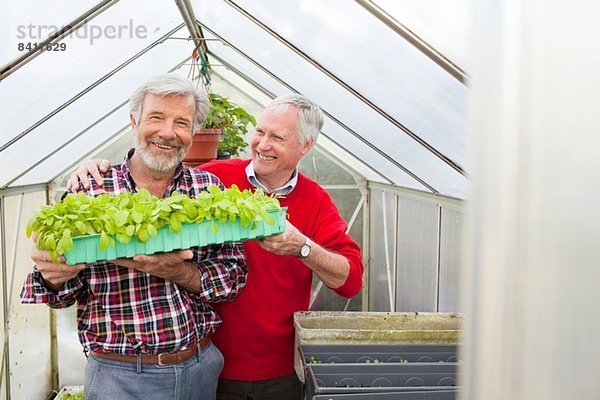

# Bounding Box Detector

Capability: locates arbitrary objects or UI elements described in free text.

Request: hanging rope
[188,41,211,94]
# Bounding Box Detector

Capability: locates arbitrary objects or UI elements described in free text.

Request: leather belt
[91,335,211,366]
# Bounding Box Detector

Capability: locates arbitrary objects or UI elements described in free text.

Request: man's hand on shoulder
[66,159,112,190]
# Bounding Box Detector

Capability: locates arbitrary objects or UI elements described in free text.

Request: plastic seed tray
[64,208,285,265]
[311,389,459,399]
[300,344,459,365]
[293,311,462,382]
[306,362,459,397]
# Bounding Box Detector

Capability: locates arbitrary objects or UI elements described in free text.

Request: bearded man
[21,74,248,400]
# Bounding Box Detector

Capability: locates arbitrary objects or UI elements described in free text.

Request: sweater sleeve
[310,191,364,298]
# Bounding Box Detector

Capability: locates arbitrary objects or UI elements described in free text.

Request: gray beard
[134,136,188,172]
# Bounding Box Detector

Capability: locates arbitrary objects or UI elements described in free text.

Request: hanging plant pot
[183,128,221,167]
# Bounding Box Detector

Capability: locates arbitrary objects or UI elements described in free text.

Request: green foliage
[203,93,256,157]
[308,355,323,364]
[61,391,84,400]
[27,185,281,263]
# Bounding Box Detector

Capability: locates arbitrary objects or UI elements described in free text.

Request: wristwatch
[298,236,312,258]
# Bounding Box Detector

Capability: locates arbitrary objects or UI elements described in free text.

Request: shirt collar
[245,161,298,195]
[122,148,185,196]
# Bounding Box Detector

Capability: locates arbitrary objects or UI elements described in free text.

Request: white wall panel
[439,207,463,312]
[395,196,439,311]
[1,191,52,399]
[465,1,600,399]
[368,188,397,311]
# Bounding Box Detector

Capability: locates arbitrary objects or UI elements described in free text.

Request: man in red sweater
[69,94,363,399]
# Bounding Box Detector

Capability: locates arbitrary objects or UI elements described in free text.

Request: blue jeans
[84,342,224,400]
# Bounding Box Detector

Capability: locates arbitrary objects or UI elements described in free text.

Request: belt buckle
[157,352,169,366]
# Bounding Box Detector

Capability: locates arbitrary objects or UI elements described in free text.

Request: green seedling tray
[64,208,285,265]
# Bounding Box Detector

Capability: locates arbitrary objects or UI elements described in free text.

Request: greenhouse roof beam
[175,0,211,83]
[175,0,204,50]
[355,0,467,85]
[0,0,119,82]
[221,0,464,178]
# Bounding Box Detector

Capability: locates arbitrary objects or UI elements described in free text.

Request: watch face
[300,244,311,257]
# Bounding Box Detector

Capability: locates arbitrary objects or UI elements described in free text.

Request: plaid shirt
[21,150,247,355]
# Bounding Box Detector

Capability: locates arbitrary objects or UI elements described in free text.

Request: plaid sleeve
[189,241,247,303]
[20,267,84,308]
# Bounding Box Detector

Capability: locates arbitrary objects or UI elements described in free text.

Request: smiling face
[131,93,195,172]
[250,105,313,191]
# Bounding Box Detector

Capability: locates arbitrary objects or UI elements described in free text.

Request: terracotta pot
[184,128,221,167]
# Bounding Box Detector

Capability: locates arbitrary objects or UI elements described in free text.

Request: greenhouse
[1,1,599,399]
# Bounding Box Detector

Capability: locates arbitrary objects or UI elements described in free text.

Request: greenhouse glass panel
[439,206,464,312]
[210,67,274,109]
[305,183,364,312]
[395,195,439,312]
[195,2,467,197]
[206,39,428,190]
[372,0,471,71]
[3,0,99,66]
[198,1,467,178]
[3,25,198,188]
[315,136,390,185]
[209,58,400,186]
[228,0,467,165]
[368,188,397,311]
[56,307,86,388]
[1,0,182,146]
[1,1,185,187]
[1,191,52,400]
[301,151,357,186]
[0,199,5,400]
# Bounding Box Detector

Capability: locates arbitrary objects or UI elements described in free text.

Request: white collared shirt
[245,161,298,195]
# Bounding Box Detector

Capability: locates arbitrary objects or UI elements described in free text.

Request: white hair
[129,73,209,134]
[264,93,324,144]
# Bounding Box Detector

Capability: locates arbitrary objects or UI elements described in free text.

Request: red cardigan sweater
[201,159,363,381]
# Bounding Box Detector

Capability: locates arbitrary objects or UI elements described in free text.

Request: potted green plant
[184,93,256,165]
[205,93,256,158]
